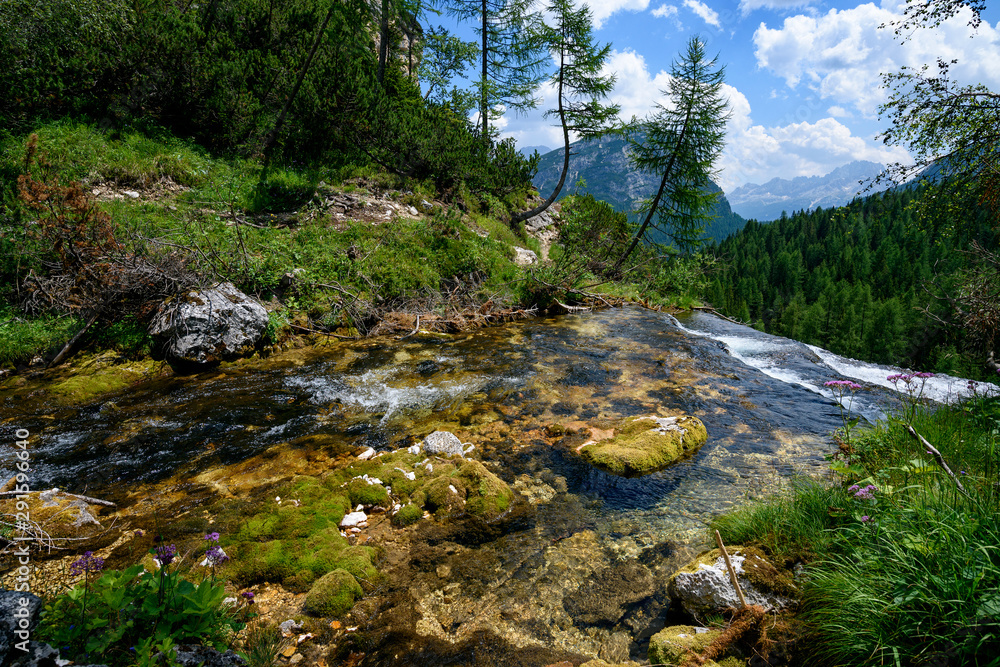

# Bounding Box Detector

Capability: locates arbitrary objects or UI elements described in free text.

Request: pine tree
[615,37,730,267]
[511,0,619,223]
[447,0,546,142]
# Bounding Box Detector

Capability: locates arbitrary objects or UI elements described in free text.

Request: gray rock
[669,550,793,616]
[171,645,247,667]
[513,247,538,266]
[0,591,42,665]
[423,431,464,457]
[149,282,269,364]
[524,209,556,233]
[7,641,76,667]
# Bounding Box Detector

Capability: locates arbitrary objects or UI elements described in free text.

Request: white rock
[423,431,464,457]
[357,447,376,460]
[408,444,421,455]
[341,511,368,527]
[355,504,364,512]
[408,206,419,216]
[124,190,140,199]
[426,464,433,473]
[448,485,458,495]
[393,503,402,512]
[463,444,476,455]
[403,471,415,481]
[349,527,361,534]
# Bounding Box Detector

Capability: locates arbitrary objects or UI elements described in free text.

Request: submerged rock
[668,547,795,617]
[563,560,654,625]
[149,282,268,365]
[578,415,707,477]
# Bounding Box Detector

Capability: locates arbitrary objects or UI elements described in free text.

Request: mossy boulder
[667,546,795,617]
[456,460,513,520]
[392,503,424,527]
[304,569,363,617]
[579,415,707,477]
[346,478,390,507]
[648,625,744,667]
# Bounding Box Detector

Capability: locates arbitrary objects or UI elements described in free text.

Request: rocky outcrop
[0,591,42,664]
[578,415,707,477]
[149,282,268,365]
[668,547,796,617]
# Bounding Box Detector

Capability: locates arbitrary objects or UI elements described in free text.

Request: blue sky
[436,0,1000,191]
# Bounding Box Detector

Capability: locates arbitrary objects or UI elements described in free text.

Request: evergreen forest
[704,186,999,379]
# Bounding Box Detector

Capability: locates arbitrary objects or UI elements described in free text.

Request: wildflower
[134,529,144,537]
[204,532,221,543]
[241,591,255,602]
[154,544,177,567]
[860,515,870,522]
[848,484,860,493]
[202,545,230,567]
[914,372,935,378]
[853,484,877,500]
[70,551,104,577]
[824,380,862,391]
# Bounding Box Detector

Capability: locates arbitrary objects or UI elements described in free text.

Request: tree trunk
[512,40,567,223]
[481,0,488,141]
[377,0,390,84]
[260,5,335,160]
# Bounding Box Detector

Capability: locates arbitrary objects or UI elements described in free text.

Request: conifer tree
[447,0,546,141]
[511,0,619,223]
[614,37,729,268]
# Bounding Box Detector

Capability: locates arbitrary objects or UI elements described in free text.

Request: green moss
[456,460,513,519]
[346,478,390,507]
[392,503,424,527]
[303,569,363,617]
[423,476,467,514]
[333,545,377,581]
[648,625,728,666]
[579,415,707,477]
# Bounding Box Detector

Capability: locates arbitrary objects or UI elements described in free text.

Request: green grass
[713,394,1000,666]
[0,310,82,366]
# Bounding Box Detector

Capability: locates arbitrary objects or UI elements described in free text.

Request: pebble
[289,653,304,664]
[124,190,140,199]
[341,511,367,527]
[357,447,376,460]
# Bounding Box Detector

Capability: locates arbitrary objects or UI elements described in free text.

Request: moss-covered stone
[648,625,744,667]
[579,414,707,477]
[303,568,363,617]
[456,460,513,520]
[392,503,424,527]
[424,476,468,515]
[346,478,390,507]
[666,546,796,616]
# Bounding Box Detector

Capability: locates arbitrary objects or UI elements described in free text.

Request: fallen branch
[47,311,99,368]
[693,306,744,326]
[397,315,421,339]
[906,425,972,498]
[715,530,747,609]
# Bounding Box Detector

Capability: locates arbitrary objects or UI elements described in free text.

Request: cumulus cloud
[652,3,678,18]
[753,0,1000,116]
[581,0,651,28]
[683,0,721,28]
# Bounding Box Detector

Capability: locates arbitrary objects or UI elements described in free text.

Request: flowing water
[1,306,983,664]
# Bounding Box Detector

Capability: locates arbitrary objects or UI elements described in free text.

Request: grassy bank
[0,120,709,371]
[713,379,1000,666]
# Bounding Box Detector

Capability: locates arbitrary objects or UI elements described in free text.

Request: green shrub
[37,553,246,667]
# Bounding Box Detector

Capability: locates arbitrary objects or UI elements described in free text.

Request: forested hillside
[704,187,998,378]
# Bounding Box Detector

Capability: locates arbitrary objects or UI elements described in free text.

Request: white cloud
[581,0,651,28]
[738,0,817,16]
[753,0,1000,116]
[652,3,678,18]
[827,105,850,118]
[683,0,721,28]
[602,49,673,120]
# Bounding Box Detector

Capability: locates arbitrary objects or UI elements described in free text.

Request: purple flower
[134,529,144,537]
[860,515,871,522]
[824,380,862,390]
[241,591,255,602]
[204,532,221,543]
[848,484,860,493]
[914,372,935,379]
[69,551,104,577]
[155,544,177,567]
[204,545,229,566]
[854,484,877,500]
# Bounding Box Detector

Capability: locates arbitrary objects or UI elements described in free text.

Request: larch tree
[510,0,619,224]
[447,0,546,142]
[614,37,730,269]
